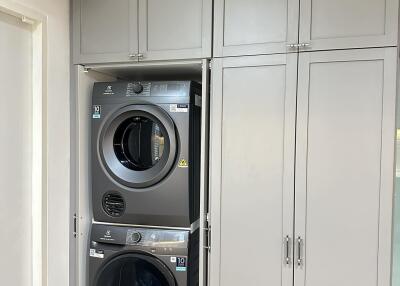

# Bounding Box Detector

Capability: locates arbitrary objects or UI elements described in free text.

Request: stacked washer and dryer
[89,81,202,286]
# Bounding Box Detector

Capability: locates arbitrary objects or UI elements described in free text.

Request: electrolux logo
[99,228,115,242]
[103,85,114,95]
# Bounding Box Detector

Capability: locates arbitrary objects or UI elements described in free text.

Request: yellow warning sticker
[178,159,189,168]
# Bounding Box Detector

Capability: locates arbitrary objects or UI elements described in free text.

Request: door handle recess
[284,235,291,265]
[297,236,303,266]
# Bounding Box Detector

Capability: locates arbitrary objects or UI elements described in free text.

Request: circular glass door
[95,253,176,286]
[99,105,177,188]
[113,115,165,171]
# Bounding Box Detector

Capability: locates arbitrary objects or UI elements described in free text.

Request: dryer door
[100,105,177,188]
[95,253,176,286]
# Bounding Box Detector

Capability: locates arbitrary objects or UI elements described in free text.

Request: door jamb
[0,2,48,286]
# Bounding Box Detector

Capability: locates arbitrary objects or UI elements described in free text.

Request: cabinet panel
[214,0,299,57]
[138,0,212,61]
[73,0,138,64]
[209,54,297,286]
[299,0,399,51]
[295,48,397,286]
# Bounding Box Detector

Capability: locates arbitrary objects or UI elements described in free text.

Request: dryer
[89,223,199,286]
[91,81,201,228]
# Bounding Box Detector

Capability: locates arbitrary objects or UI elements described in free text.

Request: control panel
[91,223,189,252]
[93,81,191,98]
[126,228,188,248]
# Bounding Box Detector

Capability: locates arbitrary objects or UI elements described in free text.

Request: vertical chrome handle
[284,235,291,265]
[297,236,303,266]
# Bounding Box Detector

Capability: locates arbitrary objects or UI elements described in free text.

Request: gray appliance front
[89,224,194,286]
[92,97,192,227]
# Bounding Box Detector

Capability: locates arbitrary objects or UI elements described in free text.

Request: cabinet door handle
[297,236,303,266]
[284,235,291,265]
[299,43,311,49]
[137,53,144,59]
[286,43,297,49]
[129,54,138,59]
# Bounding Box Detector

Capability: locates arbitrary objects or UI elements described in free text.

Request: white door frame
[0,2,47,286]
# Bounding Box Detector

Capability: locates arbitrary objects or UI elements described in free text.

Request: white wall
[12,0,71,285]
[0,10,33,286]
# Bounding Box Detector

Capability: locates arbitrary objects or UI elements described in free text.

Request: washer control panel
[91,223,189,255]
[126,228,188,248]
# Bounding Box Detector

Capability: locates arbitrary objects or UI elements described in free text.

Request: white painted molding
[0,2,48,286]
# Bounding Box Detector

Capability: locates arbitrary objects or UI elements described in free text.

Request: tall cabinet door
[138,0,212,61]
[73,0,139,64]
[295,48,397,286]
[213,0,299,57]
[299,0,399,51]
[209,54,298,286]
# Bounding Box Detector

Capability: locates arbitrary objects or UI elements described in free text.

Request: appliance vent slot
[102,193,125,217]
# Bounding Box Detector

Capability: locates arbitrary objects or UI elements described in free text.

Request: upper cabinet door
[299,0,399,51]
[294,48,397,286]
[138,0,212,61]
[209,54,297,286]
[73,0,138,64]
[214,0,299,57]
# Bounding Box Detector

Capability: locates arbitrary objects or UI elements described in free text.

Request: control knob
[131,231,142,243]
[133,83,143,94]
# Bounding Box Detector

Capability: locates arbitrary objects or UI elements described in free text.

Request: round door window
[100,105,177,189]
[113,116,165,171]
[95,253,176,286]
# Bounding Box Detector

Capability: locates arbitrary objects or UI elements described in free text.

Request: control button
[131,232,142,243]
[133,83,143,94]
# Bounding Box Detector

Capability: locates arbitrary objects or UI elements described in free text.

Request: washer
[91,81,202,228]
[89,223,199,286]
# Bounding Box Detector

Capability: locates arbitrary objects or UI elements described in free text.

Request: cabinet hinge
[204,213,211,252]
[21,16,35,25]
[73,213,78,238]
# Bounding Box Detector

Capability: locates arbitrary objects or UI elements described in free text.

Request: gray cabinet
[214,0,399,57]
[73,0,212,64]
[209,54,298,286]
[138,0,212,61]
[294,48,397,286]
[299,0,399,51]
[209,48,397,286]
[73,0,138,64]
[213,0,299,57]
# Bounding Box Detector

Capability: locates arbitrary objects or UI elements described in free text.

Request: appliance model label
[92,105,101,119]
[170,104,188,113]
[89,249,104,259]
[175,257,187,272]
